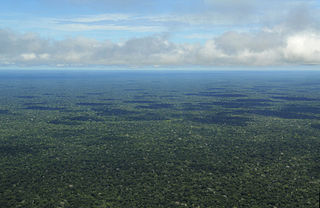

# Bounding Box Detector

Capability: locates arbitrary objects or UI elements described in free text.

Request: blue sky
[0,0,320,69]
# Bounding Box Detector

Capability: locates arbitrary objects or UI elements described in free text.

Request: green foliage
[0,71,319,207]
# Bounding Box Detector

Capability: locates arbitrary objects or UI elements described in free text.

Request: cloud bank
[1,27,319,68]
[0,2,320,68]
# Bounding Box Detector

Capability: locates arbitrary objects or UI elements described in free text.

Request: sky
[0,0,320,69]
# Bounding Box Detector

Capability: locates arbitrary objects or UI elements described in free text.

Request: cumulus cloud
[0,31,315,67]
[284,32,320,64]
[1,27,319,67]
[0,3,320,68]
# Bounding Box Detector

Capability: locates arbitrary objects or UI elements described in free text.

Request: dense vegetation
[0,70,319,207]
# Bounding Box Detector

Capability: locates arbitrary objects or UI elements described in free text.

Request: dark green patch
[206,87,226,90]
[133,94,156,99]
[67,115,103,122]
[86,92,105,95]
[16,96,38,99]
[159,95,177,98]
[100,135,127,141]
[123,100,156,104]
[184,93,199,96]
[179,103,213,111]
[49,115,103,125]
[24,106,64,111]
[267,92,288,95]
[198,92,220,96]
[235,98,274,103]
[0,144,38,156]
[124,89,145,91]
[189,162,239,174]
[23,102,47,105]
[76,102,112,106]
[205,93,247,97]
[250,109,317,119]
[0,109,10,115]
[187,113,251,126]
[48,119,82,125]
[311,123,320,130]
[48,129,86,138]
[93,108,135,116]
[185,92,247,97]
[127,113,168,121]
[209,101,271,108]
[281,105,320,114]
[99,98,117,101]
[271,96,319,101]
[136,103,173,109]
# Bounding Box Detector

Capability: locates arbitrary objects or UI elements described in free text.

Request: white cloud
[284,32,320,64]
[21,53,37,60]
[67,14,131,23]
[1,25,320,67]
[0,3,320,68]
[2,1,319,37]
[50,23,163,32]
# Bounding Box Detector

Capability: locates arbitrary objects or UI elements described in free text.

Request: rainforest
[0,70,319,207]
